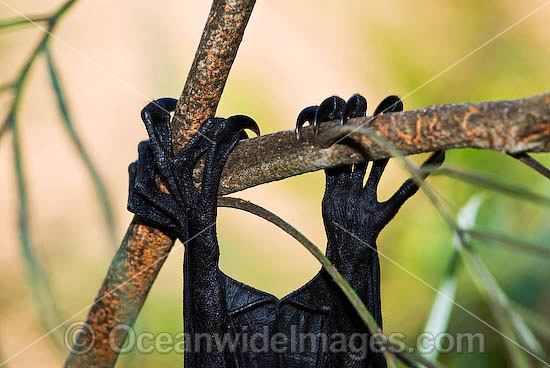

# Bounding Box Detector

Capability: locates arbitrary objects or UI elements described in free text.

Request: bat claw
[129,97,261,238]
[224,114,260,138]
[373,95,403,116]
[313,96,345,136]
[340,93,367,126]
[295,105,318,140]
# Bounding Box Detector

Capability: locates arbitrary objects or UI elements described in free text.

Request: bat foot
[128,98,260,238]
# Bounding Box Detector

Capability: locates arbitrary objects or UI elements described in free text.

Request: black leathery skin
[127,94,444,367]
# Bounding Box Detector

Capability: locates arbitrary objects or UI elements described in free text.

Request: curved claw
[141,98,177,130]
[340,94,367,126]
[154,97,178,112]
[313,96,345,136]
[373,95,403,116]
[141,98,178,147]
[140,97,178,168]
[295,105,318,140]
[224,115,260,138]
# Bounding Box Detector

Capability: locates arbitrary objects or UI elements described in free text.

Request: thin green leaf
[457,242,540,367]
[44,45,116,245]
[421,251,459,361]
[510,302,550,340]
[457,201,547,363]
[0,39,44,144]
[52,0,78,19]
[429,166,550,206]
[12,114,65,350]
[0,111,13,140]
[0,0,76,30]
[386,353,402,368]
[218,197,444,368]
[455,198,538,367]
[0,0,78,146]
[0,83,14,93]
[0,16,49,30]
[467,230,550,257]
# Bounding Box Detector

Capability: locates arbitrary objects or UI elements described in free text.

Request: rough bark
[171,0,256,149]
[209,93,549,194]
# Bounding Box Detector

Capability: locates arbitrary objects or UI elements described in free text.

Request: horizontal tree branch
[201,92,549,195]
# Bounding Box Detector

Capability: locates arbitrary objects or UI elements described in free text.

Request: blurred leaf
[454,200,546,364]
[421,251,459,362]
[430,166,550,206]
[456,194,485,231]
[386,354,402,368]
[0,83,14,93]
[44,45,116,245]
[11,113,65,350]
[468,230,550,257]
[0,16,48,30]
[510,302,550,341]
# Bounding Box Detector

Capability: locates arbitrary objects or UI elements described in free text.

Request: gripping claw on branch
[128,97,260,239]
[373,95,403,116]
[340,93,367,126]
[295,105,318,140]
[224,115,261,138]
[313,96,345,136]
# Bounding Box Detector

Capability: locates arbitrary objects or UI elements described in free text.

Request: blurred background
[0,0,548,366]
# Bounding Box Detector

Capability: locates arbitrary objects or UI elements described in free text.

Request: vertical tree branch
[171,0,256,150]
[64,1,256,367]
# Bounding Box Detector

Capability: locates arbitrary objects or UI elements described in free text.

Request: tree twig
[203,93,549,195]
[171,0,256,151]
